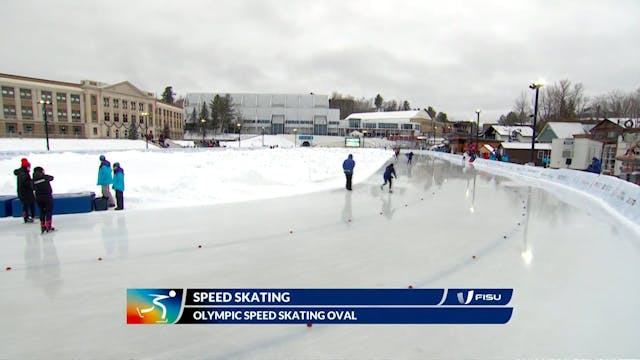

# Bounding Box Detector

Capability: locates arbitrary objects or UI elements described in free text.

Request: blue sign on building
[298,135,314,141]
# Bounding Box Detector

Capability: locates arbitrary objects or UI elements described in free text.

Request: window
[91,111,97,122]
[73,126,81,136]
[123,114,128,123]
[23,124,33,134]
[131,115,136,124]
[115,129,120,139]
[60,126,67,135]
[70,94,81,104]
[93,127,98,136]
[103,97,110,107]
[41,91,52,101]
[113,99,119,108]
[401,124,413,130]
[57,110,68,119]
[379,123,398,129]
[71,110,81,121]
[114,113,119,122]
[20,89,32,99]
[21,107,34,118]
[106,129,110,137]
[1,86,15,97]
[56,93,67,102]
[91,95,97,106]
[363,123,377,129]
[104,112,110,122]
[3,105,17,117]
[6,123,17,134]
[608,130,617,139]
[139,103,144,112]
[131,101,136,109]
[123,101,128,110]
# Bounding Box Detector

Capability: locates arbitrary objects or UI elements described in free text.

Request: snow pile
[1,139,393,210]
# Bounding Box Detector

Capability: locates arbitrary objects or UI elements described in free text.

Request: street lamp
[475,109,481,151]
[237,123,241,147]
[529,80,544,164]
[261,126,265,147]
[293,128,297,147]
[362,130,368,148]
[140,112,149,149]
[38,100,51,151]
[200,118,206,145]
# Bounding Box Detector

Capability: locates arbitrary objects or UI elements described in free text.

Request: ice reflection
[23,232,62,296]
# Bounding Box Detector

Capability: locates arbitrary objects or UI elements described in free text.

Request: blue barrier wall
[11,192,95,217]
[0,195,17,217]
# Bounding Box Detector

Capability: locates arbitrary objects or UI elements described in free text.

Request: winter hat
[21,158,30,168]
[33,166,44,173]
[113,162,120,168]
[99,155,106,161]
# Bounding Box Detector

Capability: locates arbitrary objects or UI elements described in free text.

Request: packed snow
[0,138,394,210]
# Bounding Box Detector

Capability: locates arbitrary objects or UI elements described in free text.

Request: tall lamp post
[237,123,241,147]
[529,81,544,164]
[261,126,265,147]
[39,100,52,151]
[475,109,481,151]
[200,118,206,145]
[293,128,298,147]
[140,112,149,149]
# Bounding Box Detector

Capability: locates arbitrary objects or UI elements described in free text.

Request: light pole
[237,123,241,147]
[201,118,206,145]
[293,128,297,147]
[261,126,265,147]
[475,109,481,151]
[39,100,51,151]
[140,112,149,149]
[362,130,368,148]
[529,81,544,164]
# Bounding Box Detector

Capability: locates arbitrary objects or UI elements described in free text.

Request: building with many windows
[184,93,340,135]
[341,110,425,137]
[0,73,183,140]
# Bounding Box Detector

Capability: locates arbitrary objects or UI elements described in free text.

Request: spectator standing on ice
[33,166,55,233]
[97,155,116,207]
[342,154,355,191]
[14,158,35,223]
[381,163,397,193]
[112,162,125,210]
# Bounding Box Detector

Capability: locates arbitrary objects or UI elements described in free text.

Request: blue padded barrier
[12,192,96,217]
[0,195,17,217]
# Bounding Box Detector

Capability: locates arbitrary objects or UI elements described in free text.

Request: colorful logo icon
[127,289,183,324]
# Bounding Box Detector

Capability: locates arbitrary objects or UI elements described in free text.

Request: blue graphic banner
[176,307,513,324]
[127,288,514,325]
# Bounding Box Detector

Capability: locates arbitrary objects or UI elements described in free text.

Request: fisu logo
[457,290,474,305]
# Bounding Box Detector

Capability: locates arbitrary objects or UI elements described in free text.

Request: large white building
[184,93,340,135]
[342,110,425,137]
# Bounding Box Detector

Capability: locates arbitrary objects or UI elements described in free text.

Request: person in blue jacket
[380,163,397,193]
[97,155,116,207]
[112,162,125,210]
[586,157,602,173]
[342,154,355,190]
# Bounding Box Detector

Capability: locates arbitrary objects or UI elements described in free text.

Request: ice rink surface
[1,154,639,359]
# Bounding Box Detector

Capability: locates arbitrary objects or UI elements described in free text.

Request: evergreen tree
[198,102,209,125]
[402,100,411,111]
[128,119,138,140]
[374,94,384,111]
[426,106,437,120]
[161,86,175,104]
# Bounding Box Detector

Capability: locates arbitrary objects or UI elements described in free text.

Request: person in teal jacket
[112,162,125,210]
[97,155,116,207]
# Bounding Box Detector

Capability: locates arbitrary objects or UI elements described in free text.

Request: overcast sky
[1,0,639,122]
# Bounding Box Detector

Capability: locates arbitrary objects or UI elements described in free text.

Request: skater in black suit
[33,167,55,233]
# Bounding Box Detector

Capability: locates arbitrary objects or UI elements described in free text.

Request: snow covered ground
[1,139,639,359]
[0,139,392,209]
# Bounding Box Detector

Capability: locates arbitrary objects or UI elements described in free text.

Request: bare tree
[513,91,531,125]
